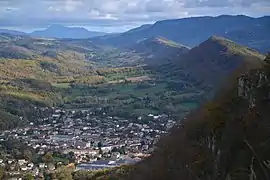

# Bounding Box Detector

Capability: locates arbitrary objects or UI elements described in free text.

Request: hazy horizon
[1,0,269,33]
[1,14,269,34]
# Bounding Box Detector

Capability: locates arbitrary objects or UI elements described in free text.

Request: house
[62,149,98,156]
[52,114,61,118]
[9,165,16,171]
[21,166,28,171]
[18,159,27,166]
[27,163,34,169]
[39,163,46,169]
[111,152,121,159]
[101,146,113,152]
[8,159,15,164]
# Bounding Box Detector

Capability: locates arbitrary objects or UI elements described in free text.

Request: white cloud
[64,0,83,12]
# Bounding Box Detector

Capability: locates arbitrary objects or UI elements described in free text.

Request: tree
[98,149,103,155]
[23,173,34,180]
[0,167,5,180]
[119,146,126,155]
[67,151,75,163]
[111,147,118,153]
[42,152,54,163]
[55,167,73,180]
[23,149,33,161]
[98,141,103,150]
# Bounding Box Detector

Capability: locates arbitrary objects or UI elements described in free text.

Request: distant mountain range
[0,25,107,39]
[92,15,270,52]
[0,29,27,36]
[30,25,107,39]
[1,15,269,52]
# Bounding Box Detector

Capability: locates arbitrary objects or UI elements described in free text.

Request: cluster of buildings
[0,158,55,179]
[0,107,176,178]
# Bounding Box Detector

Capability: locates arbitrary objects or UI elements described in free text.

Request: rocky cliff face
[238,71,268,108]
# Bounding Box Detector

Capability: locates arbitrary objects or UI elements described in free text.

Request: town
[0,107,176,179]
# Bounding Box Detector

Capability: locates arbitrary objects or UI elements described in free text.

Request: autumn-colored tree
[0,167,5,180]
[55,167,73,180]
[42,152,54,163]
[23,173,34,180]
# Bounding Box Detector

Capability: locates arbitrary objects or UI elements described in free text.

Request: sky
[0,0,269,33]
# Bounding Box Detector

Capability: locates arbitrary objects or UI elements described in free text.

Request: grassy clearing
[62,80,205,119]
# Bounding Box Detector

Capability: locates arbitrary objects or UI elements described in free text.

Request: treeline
[0,138,36,161]
[96,67,149,78]
[97,67,139,75]
[73,76,105,85]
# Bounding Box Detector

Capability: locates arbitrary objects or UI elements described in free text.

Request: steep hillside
[92,15,270,52]
[0,34,99,80]
[172,36,265,87]
[0,34,100,129]
[0,44,36,59]
[131,37,190,64]
[122,55,270,180]
[30,25,107,39]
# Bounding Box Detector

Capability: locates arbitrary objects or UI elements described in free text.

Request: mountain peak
[47,25,86,31]
[204,36,265,59]
[205,36,236,47]
[47,24,67,30]
[207,35,235,43]
[178,37,265,87]
[30,25,107,39]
